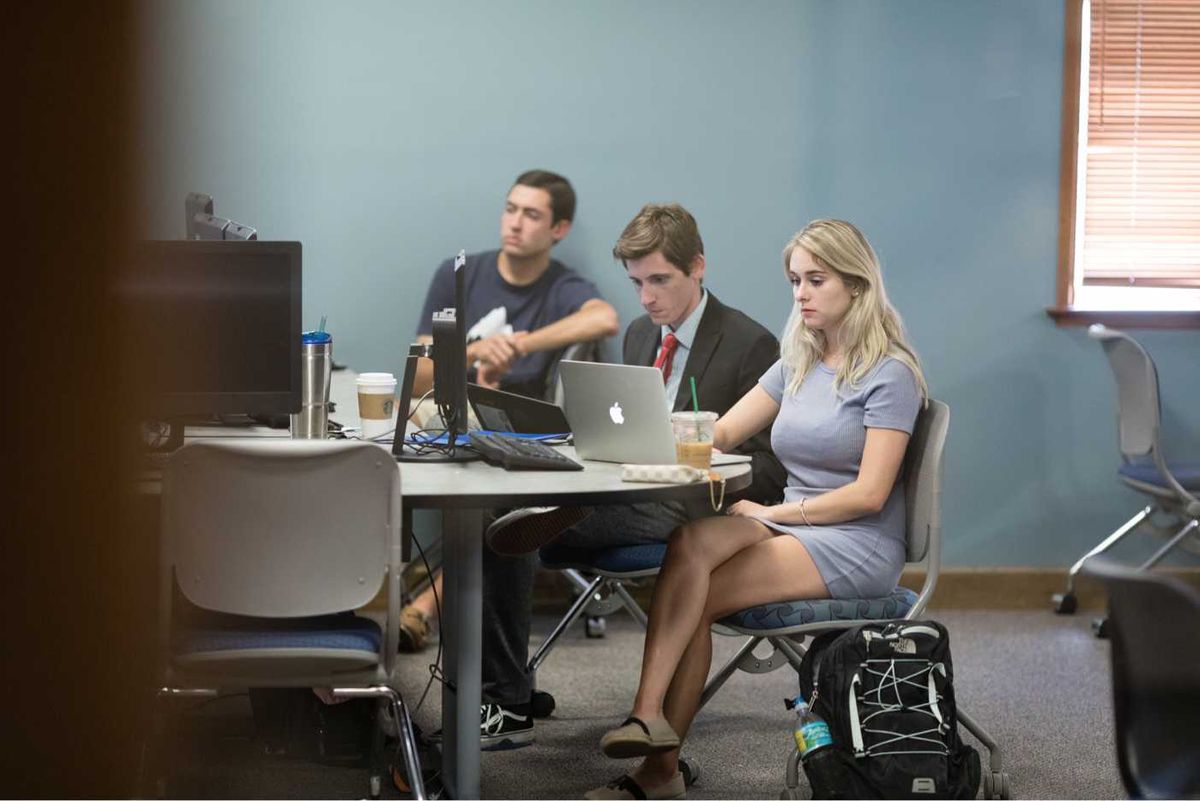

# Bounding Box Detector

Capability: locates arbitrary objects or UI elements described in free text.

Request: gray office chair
[696,400,1011,800]
[1052,325,1200,637]
[144,439,424,799]
[1083,556,1200,799]
[544,338,604,404]
[530,541,662,672]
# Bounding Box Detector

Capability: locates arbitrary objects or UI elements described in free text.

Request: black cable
[409,533,449,716]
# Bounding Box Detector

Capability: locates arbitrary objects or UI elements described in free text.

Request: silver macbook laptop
[558,360,752,465]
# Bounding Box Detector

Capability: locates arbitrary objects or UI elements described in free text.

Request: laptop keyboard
[468,433,584,471]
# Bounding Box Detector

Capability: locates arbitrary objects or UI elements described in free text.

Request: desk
[334,369,752,797]
[151,369,752,799]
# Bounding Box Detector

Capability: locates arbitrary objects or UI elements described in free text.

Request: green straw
[318,315,327,333]
[689,377,703,441]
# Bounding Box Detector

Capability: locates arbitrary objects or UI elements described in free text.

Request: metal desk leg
[441,507,483,799]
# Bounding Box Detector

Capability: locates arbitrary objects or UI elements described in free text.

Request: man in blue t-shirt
[412,169,619,399]
[398,171,619,683]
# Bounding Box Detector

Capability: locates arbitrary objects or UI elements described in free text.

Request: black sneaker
[480,702,534,751]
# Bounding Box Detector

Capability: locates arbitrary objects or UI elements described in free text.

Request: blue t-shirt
[416,250,603,396]
[758,356,922,505]
[753,356,923,598]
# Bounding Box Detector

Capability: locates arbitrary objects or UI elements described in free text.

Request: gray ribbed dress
[754,357,921,598]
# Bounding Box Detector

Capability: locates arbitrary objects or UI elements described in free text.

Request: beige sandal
[600,716,680,759]
[398,606,430,652]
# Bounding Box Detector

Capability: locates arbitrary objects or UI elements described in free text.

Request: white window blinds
[1080,0,1200,288]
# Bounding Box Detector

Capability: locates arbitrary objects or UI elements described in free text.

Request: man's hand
[468,331,529,374]
[476,362,503,388]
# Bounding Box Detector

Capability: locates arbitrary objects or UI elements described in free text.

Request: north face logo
[912,777,937,794]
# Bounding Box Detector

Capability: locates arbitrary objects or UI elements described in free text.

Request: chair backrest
[162,439,401,619]
[905,399,950,564]
[1088,324,1162,462]
[546,339,604,404]
[1084,556,1200,799]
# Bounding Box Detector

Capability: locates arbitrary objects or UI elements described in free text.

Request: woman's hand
[725,500,772,520]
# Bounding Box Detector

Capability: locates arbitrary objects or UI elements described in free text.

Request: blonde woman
[586,220,928,801]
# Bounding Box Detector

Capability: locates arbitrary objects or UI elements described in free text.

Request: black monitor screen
[122,240,302,418]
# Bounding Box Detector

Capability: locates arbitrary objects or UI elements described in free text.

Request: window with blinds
[1076,0,1200,292]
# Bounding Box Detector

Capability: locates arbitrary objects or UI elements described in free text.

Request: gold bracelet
[800,497,814,527]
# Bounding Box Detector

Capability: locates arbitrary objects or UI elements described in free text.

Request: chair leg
[958,706,1003,774]
[612,581,649,628]
[1086,519,1200,640]
[1056,505,1154,602]
[561,568,595,593]
[698,636,762,711]
[771,635,807,672]
[333,686,425,800]
[386,689,426,801]
[528,574,605,674]
[1136,518,1199,571]
[368,705,386,799]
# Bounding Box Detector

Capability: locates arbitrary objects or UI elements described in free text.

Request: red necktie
[653,332,679,384]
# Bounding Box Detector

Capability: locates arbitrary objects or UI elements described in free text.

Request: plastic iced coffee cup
[356,372,398,440]
[671,411,718,469]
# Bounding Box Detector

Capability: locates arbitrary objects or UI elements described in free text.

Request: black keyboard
[468,432,584,471]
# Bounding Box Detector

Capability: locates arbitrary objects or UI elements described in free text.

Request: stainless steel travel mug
[290,331,333,438]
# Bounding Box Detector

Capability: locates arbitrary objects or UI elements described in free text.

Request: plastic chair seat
[717,586,918,631]
[1118,461,1200,491]
[539,542,666,576]
[174,611,382,655]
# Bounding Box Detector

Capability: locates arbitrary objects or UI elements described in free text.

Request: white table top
[388,443,750,508]
[143,367,751,508]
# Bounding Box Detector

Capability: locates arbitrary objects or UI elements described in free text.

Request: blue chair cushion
[1119,461,1200,491]
[539,542,667,574]
[173,611,382,656]
[718,586,919,631]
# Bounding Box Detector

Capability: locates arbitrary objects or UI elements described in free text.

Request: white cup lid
[357,372,396,385]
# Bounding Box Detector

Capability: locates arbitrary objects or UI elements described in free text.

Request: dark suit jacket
[623,292,786,510]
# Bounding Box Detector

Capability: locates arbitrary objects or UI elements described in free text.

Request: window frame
[1049,0,1200,329]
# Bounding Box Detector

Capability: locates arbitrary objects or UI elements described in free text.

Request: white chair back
[1088,324,1161,462]
[162,439,400,618]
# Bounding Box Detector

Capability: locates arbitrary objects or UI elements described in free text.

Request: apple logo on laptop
[609,402,625,425]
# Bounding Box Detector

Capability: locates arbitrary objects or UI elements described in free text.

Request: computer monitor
[121,240,302,424]
[395,251,475,462]
[431,250,469,448]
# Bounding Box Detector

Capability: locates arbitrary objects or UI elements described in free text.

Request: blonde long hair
[779,219,928,401]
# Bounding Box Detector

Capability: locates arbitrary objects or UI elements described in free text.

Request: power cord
[409,534,449,715]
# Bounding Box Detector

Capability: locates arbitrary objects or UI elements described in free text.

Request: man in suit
[475,203,785,750]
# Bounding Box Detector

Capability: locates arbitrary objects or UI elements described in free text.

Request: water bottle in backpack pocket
[796,620,981,799]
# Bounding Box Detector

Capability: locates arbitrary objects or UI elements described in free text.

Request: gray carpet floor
[166,608,1124,799]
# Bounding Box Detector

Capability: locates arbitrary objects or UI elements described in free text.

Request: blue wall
[139,0,1200,567]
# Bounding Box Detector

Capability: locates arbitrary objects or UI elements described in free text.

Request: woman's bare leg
[407,572,442,620]
[628,516,774,722]
[630,533,828,785]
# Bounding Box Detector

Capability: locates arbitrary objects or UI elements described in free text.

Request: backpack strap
[848,672,865,756]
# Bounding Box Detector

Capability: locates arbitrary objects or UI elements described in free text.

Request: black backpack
[796,620,981,799]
